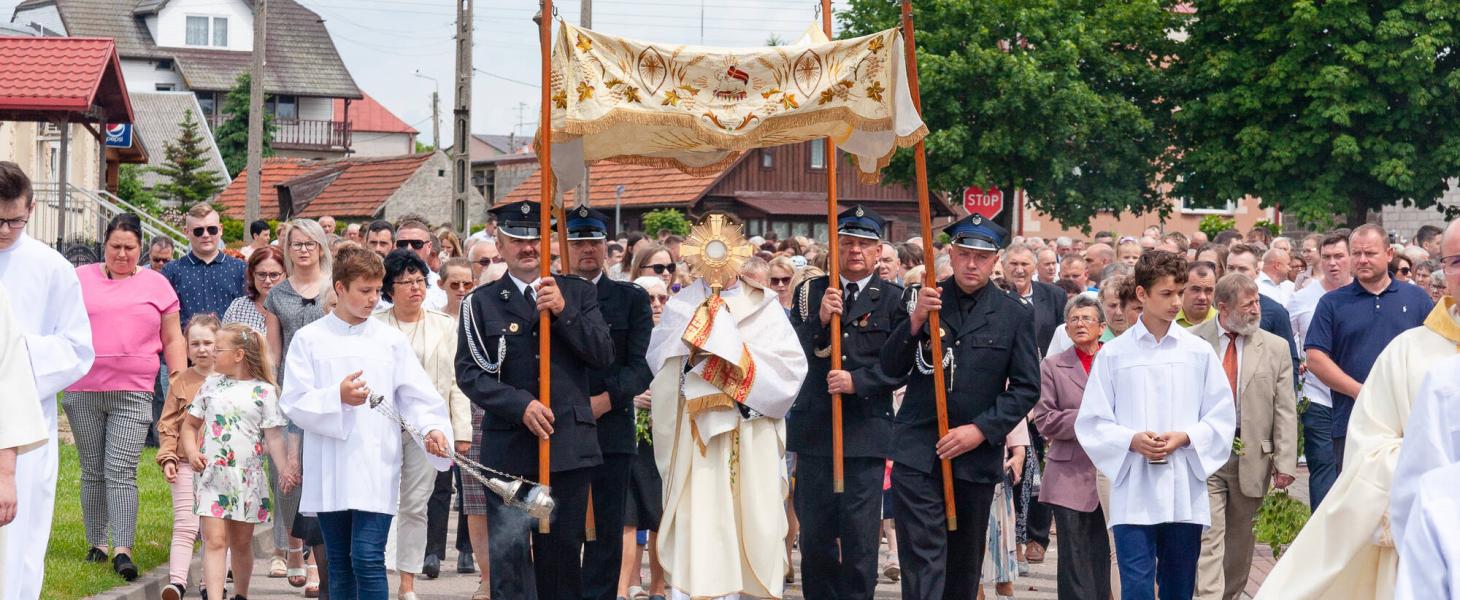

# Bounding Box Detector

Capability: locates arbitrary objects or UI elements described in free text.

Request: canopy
[546,23,928,187]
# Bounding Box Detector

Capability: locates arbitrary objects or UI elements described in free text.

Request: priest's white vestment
[0,284,47,595]
[1394,461,1460,600]
[648,280,807,600]
[1389,352,1460,550]
[1254,298,1460,600]
[0,233,94,600]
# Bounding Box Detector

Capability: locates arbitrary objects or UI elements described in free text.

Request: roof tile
[0,37,132,119]
[333,93,416,134]
[217,154,432,219]
[500,161,727,209]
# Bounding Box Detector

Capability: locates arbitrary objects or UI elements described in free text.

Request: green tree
[415,141,436,154]
[1167,1,1460,228]
[154,109,225,207]
[839,0,1180,231]
[642,208,691,237]
[215,73,274,176]
[116,164,160,215]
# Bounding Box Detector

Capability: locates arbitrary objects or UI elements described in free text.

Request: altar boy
[1076,251,1235,600]
[280,245,453,599]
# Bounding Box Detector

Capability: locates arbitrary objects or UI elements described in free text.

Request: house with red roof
[334,93,418,158]
[217,151,484,226]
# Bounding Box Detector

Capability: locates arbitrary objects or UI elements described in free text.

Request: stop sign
[962,186,1004,219]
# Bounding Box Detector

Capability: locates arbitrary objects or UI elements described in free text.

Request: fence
[28,182,190,265]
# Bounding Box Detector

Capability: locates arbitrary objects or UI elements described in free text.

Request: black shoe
[112,553,138,581]
[422,553,441,579]
[85,547,108,563]
[457,550,476,574]
[232,596,248,600]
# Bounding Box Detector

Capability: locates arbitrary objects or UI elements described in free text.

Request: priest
[0,284,47,595]
[1253,218,1460,600]
[0,162,95,600]
[648,214,807,600]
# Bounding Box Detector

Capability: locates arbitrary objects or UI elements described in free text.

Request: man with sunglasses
[789,205,908,599]
[161,203,245,333]
[468,238,502,283]
[146,236,175,271]
[564,205,655,600]
[395,217,448,310]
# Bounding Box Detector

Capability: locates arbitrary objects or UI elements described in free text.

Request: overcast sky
[3,0,853,142]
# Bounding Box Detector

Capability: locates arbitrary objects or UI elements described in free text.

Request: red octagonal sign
[962,186,1004,220]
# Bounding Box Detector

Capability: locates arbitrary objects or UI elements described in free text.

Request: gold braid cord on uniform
[680,294,757,452]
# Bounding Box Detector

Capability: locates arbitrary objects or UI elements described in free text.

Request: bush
[642,209,691,237]
[221,218,245,244]
[1198,214,1236,240]
[1253,219,1281,237]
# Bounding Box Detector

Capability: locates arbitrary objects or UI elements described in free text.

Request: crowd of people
[0,152,1457,600]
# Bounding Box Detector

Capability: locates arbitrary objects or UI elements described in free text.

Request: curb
[86,521,279,600]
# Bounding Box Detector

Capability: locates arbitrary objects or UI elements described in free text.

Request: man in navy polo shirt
[160,204,245,330]
[1304,224,1432,472]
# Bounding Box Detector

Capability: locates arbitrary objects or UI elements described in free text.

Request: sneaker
[881,561,901,582]
[161,583,185,600]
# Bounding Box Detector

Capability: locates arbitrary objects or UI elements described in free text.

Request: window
[185,16,208,45]
[186,16,228,48]
[155,58,174,70]
[155,83,176,91]
[266,95,298,121]
[810,140,826,170]
[196,92,217,119]
[761,148,774,169]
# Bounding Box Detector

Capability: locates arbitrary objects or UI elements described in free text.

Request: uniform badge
[971,214,983,225]
[855,206,865,217]
[578,207,589,217]
[509,322,520,333]
[500,289,511,300]
[868,286,880,301]
[858,314,870,328]
[520,203,531,214]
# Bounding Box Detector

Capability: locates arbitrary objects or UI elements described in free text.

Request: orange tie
[1223,332,1239,402]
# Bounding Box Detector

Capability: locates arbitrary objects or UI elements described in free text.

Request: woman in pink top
[62,214,186,581]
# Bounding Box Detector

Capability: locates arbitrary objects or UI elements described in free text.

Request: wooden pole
[821,0,845,495]
[900,0,956,532]
[537,0,554,534]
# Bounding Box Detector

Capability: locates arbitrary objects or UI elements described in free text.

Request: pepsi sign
[104,123,133,149]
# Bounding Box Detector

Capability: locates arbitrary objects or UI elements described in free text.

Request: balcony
[274,119,352,152]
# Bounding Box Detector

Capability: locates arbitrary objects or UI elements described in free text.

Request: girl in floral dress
[182,324,297,600]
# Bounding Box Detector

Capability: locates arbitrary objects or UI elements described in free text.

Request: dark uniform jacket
[587,275,654,456]
[788,274,905,458]
[880,278,1041,484]
[455,274,615,477]
[1028,280,1067,355]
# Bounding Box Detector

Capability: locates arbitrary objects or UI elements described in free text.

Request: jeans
[1112,523,1202,600]
[1301,403,1338,509]
[318,510,394,600]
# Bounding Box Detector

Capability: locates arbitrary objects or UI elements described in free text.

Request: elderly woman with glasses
[1032,295,1114,600]
[372,249,472,598]
[224,246,287,334]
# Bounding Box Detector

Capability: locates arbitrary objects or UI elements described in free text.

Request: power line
[473,68,540,89]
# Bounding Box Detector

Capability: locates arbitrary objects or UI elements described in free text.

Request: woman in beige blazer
[376,250,473,600]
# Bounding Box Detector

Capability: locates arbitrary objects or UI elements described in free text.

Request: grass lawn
[43,443,175,599]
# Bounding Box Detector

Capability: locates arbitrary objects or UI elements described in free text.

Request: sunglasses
[191,225,221,237]
[1397,267,1412,276]
[396,239,427,250]
[770,276,792,286]
[643,263,677,275]
[474,257,504,267]
[651,293,670,303]
[448,281,475,291]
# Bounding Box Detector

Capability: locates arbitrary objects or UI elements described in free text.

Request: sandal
[304,564,320,598]
[285,546,307,588]
[269,555,288,578]
[471,580,492,600]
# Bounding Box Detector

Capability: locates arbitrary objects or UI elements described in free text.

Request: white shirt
[0,233,95,402]
[425,270,447,311]
[1257,272,1295,306]
[280,313,452,516]
[1215,317,1246,420]
[1286,280,1338,408]
[1396,462,1460,600]
[840,274,874,301]
[1075,317,1236,527]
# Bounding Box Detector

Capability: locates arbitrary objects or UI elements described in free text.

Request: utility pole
[452,0,473,230]
[414,71,441,150]
[245,0,266,223]
[577,0,591,209]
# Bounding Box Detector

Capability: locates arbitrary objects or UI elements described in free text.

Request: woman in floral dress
[182,324,297,600]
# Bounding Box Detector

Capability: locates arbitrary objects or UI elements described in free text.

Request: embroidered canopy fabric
[547,23,928,187]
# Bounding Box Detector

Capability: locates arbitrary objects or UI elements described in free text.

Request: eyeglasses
[651,293,670,303]
[394,277,427,289]
[1396,266,1411,276]
[289,242,317,252]
[770,276,792,286]
[1068,316,1102,325]
[0,217,29,231]
[643,263,677,275]
[474,257,503,267]
[254,271,285,282]
[448,281,475,291]
[191,225,221,237]
[151,256,172,266]
[397,239,427,250]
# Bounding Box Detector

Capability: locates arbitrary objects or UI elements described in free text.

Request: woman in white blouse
[374,249,473,600]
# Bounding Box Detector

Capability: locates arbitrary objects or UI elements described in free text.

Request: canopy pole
[900,0,956,532]
[820,0,846,495]
[536,0,555,534]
